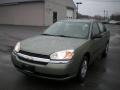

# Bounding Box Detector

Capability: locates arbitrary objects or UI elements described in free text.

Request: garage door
[66,9,74,19]
[0,3,44,26]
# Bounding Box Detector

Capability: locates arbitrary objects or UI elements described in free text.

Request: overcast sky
[73,0,120,16]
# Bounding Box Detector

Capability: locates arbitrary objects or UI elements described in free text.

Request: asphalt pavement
[0,24,120,90]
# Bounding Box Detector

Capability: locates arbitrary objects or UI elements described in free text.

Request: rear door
[98,23,109,49]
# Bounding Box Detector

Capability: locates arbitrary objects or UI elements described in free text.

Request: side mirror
[104,28,107,32]
[91,34,102,39]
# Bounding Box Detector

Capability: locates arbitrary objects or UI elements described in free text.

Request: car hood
[20,35,88,55]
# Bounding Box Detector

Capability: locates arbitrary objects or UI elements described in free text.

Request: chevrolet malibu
[11,20,110,81]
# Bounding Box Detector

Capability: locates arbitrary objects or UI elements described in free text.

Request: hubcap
[81,60,88,78]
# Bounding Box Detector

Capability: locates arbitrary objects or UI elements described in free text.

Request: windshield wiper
[56,35,80,38]
[42,34,80,39]
[41,34,56,36]
[42,34,66,37]
[56,35,69,37]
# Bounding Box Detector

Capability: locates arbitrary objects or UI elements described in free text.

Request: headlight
[14,42,20,52]
[50,50,74,60]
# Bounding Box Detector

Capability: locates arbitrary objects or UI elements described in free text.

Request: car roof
[60,19,98,23]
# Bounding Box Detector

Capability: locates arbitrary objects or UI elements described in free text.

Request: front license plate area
[23,64,35,72]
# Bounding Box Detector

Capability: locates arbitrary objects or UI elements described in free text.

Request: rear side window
[98,23,106,32]
[92,23,100,36]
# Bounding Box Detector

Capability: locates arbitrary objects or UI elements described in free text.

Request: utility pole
[106,10,109,20]
[104,10,106,20]
[76,2,82,19]
[104,10,109,20]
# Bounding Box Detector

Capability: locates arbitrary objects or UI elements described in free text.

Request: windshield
[43,22,90,39]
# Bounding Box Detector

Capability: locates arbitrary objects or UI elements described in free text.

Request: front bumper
[11,52,76,80]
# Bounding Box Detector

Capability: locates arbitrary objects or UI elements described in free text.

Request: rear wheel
[76,56,88,82]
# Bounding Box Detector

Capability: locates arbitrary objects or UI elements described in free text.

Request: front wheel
[76,56,88,82]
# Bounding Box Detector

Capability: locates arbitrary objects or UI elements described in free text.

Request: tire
[76,56,88,82]
[103,43,109,57]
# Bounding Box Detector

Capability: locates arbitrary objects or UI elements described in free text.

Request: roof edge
[0,0,44,6]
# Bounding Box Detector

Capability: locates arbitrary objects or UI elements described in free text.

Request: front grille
[18,56,48,65]
[19,50,50,59]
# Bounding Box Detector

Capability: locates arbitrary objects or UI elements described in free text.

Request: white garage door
[66,9,74,19]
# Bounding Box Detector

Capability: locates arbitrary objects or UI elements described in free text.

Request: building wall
[0,0,76,26]
[44,0,66,26]
[46,0,76,20]
[46,0,75,8]
[0,3,44,26]
[44,0,76,26]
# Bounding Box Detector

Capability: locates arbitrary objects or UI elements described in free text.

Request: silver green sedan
[11,20,110,81]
